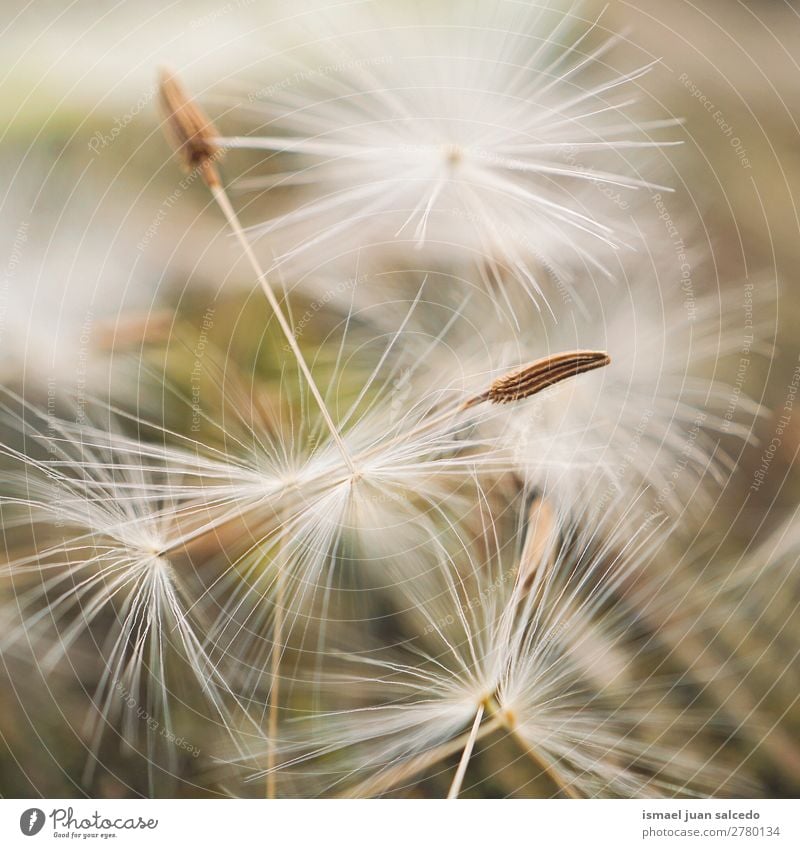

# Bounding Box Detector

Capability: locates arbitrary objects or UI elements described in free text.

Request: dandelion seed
[517,495,558,597]
[463,350,610,408]
[158,68,223,188]
[400,261,763,523]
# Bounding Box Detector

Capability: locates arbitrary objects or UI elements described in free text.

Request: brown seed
[463,349,610,408]
[157,67,223,188]
[517,496,556,596]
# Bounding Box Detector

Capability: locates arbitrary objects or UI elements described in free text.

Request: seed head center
[444,144,464,169]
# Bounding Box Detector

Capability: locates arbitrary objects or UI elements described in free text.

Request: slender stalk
[266,560,286,799]
[209,185,356,475]
[342,713,504,798]
[447,703,484,799]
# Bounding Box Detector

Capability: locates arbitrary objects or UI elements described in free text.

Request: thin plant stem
[209,184,356,476]
[342,713,504,798]
[266,560,286,799]
[447,702,484,799]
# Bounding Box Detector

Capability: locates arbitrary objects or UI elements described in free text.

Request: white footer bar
[1,798,796,848]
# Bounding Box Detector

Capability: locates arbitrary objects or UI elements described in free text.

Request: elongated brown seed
[463,349,610,408]
[158,68,222,187]
[517,496,556,597]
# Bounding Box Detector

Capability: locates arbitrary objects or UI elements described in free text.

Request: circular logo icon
[19,809,46,836]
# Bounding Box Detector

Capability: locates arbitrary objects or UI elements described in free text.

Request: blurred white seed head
[235,497,747,798]
[0,396,260,771]
[212,1,679,306]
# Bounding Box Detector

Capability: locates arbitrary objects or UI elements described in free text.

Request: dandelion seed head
[215,2,678,306]
[231,496,747,798]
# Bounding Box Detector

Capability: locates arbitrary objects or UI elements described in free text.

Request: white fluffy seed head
[215,1,679,307]
[228,496,750,798]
